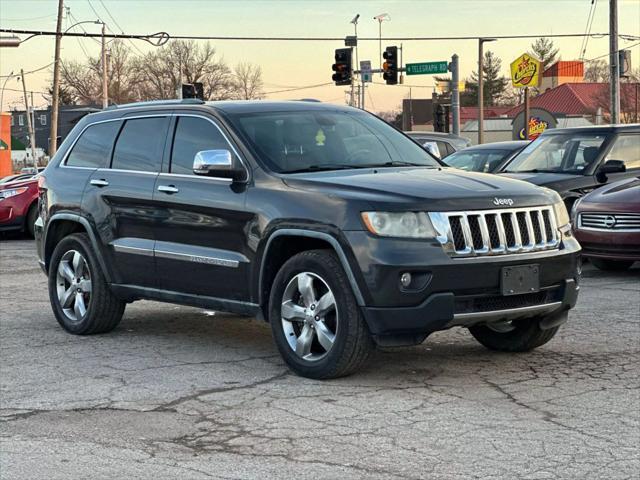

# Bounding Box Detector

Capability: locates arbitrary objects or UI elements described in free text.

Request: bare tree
[136,40,235,100]
[584,59,610,82]
[60,40,141,105]
[233,63,264,100]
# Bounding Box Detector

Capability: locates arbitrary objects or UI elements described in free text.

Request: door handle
[90,179,109,187]
[157,185,179,194]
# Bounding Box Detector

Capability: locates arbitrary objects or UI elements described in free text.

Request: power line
[0,63,54,78]
[96,0,146,56]
[1,28,621,42]
[579,0,598,59]
[2,14,57,21]
[265,82,333,94]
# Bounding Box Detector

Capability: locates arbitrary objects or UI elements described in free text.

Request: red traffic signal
[382,46,398,85]
[332,48,352,86]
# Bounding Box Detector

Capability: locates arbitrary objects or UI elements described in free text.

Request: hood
[581,177,640,206]
[500,171,580,186]
[0,177,37,190]
[283,167,558,211]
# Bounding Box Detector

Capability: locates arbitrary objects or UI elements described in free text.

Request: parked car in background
[443,141,529,173]
[0,173,36,185]
[405,131,472,159]
[572,176,640,271]
[20,167,45,175]
[0,175,39,237]
[500,124,640,210]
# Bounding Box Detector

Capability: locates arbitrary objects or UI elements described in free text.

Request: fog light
[400,272,412,288]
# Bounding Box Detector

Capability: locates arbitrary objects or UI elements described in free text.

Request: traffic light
[181,82,204,100]
[332,48,352,86]
[382,46,398,85]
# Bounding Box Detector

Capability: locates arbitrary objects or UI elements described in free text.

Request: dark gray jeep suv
[35,100,581,379]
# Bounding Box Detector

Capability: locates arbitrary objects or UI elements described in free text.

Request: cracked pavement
[1,238,639,479]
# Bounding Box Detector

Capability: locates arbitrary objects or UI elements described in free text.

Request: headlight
[570,197,583,224]
[553,200,570,228]
[0,187,29,201]
[361,211,436,238]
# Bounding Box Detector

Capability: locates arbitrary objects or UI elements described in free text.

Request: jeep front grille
[578,212,640,232]
[429,206,560,258]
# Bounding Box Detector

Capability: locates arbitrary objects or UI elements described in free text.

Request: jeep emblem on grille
[493,197,514,207]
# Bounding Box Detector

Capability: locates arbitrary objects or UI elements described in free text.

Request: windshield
[505,133,608,174]
[229,110,441,173]
[445,149,513,172]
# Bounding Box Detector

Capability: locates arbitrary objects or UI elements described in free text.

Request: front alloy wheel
[56,250,92,322]
[281,272,338,361]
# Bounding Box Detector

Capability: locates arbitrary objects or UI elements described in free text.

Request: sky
[1,0,639,113]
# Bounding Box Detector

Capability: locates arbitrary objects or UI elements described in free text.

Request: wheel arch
[44,213,113,282]
[257,229,365,320]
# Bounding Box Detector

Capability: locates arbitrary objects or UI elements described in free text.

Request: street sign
[360,60,372,82]
[406,61,448,75]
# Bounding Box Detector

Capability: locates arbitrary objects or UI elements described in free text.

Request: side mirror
[193,149,244,180]
[599,159,626,174]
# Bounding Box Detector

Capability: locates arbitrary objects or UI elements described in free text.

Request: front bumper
[344,230,581,346]
[574,228,640,261]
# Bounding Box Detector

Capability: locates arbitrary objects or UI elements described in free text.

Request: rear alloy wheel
[48,233,125,335]
[590,258,634,272]
[269,250,373,379]
[56,249,92,323]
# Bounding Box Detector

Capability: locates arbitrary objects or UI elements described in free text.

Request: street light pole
[374,14,390,75]
[0,71,14,112]
[609,0,620,123]
[20,70,37,168]
[478,38,496,144]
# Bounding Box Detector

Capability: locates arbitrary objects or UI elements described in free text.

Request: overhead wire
[579,0,598,60]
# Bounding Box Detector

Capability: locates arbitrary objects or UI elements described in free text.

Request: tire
[469,318,560,352]
[25,204,38,238]
[48,233,125,335]
[269,250,374,379]
[590,258,634,271]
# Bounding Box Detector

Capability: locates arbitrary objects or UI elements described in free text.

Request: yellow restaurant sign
[510,53,542,88]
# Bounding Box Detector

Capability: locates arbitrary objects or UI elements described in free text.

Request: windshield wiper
[285,164,360,173]
[505,169,558,174]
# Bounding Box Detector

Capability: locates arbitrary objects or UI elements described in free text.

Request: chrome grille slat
[578,212,640,232]
[429,207,560,258]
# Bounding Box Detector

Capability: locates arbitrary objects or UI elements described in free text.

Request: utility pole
[478,40,485,144]
[20,70,37,168]
[101,22,108,109]
[361,78,365,111]
[50,0,64,157]
[450,54,460,135]
[523,87,530,139]
[609,0,620,124]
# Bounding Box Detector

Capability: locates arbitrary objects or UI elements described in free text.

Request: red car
[0,175,39,237]
[573,176,640,271]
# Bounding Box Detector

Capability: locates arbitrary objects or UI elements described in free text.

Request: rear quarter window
[65,121,121,168]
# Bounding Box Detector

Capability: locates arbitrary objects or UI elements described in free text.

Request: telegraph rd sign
[406,61,448,75]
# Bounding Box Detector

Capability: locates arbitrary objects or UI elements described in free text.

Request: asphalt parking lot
[1,237,638,479]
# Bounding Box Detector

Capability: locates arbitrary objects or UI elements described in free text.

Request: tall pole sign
[510,53,542,140]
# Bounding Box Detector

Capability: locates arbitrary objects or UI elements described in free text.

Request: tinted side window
[170,117,234,175]
[112,117,169,172]
[66,121,120,168]
[606,134,640,169]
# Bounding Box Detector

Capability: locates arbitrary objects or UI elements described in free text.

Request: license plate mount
[501,265,540,296]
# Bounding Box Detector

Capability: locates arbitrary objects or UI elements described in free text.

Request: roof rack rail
[106,99,205,110]
[296,98,322,102]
